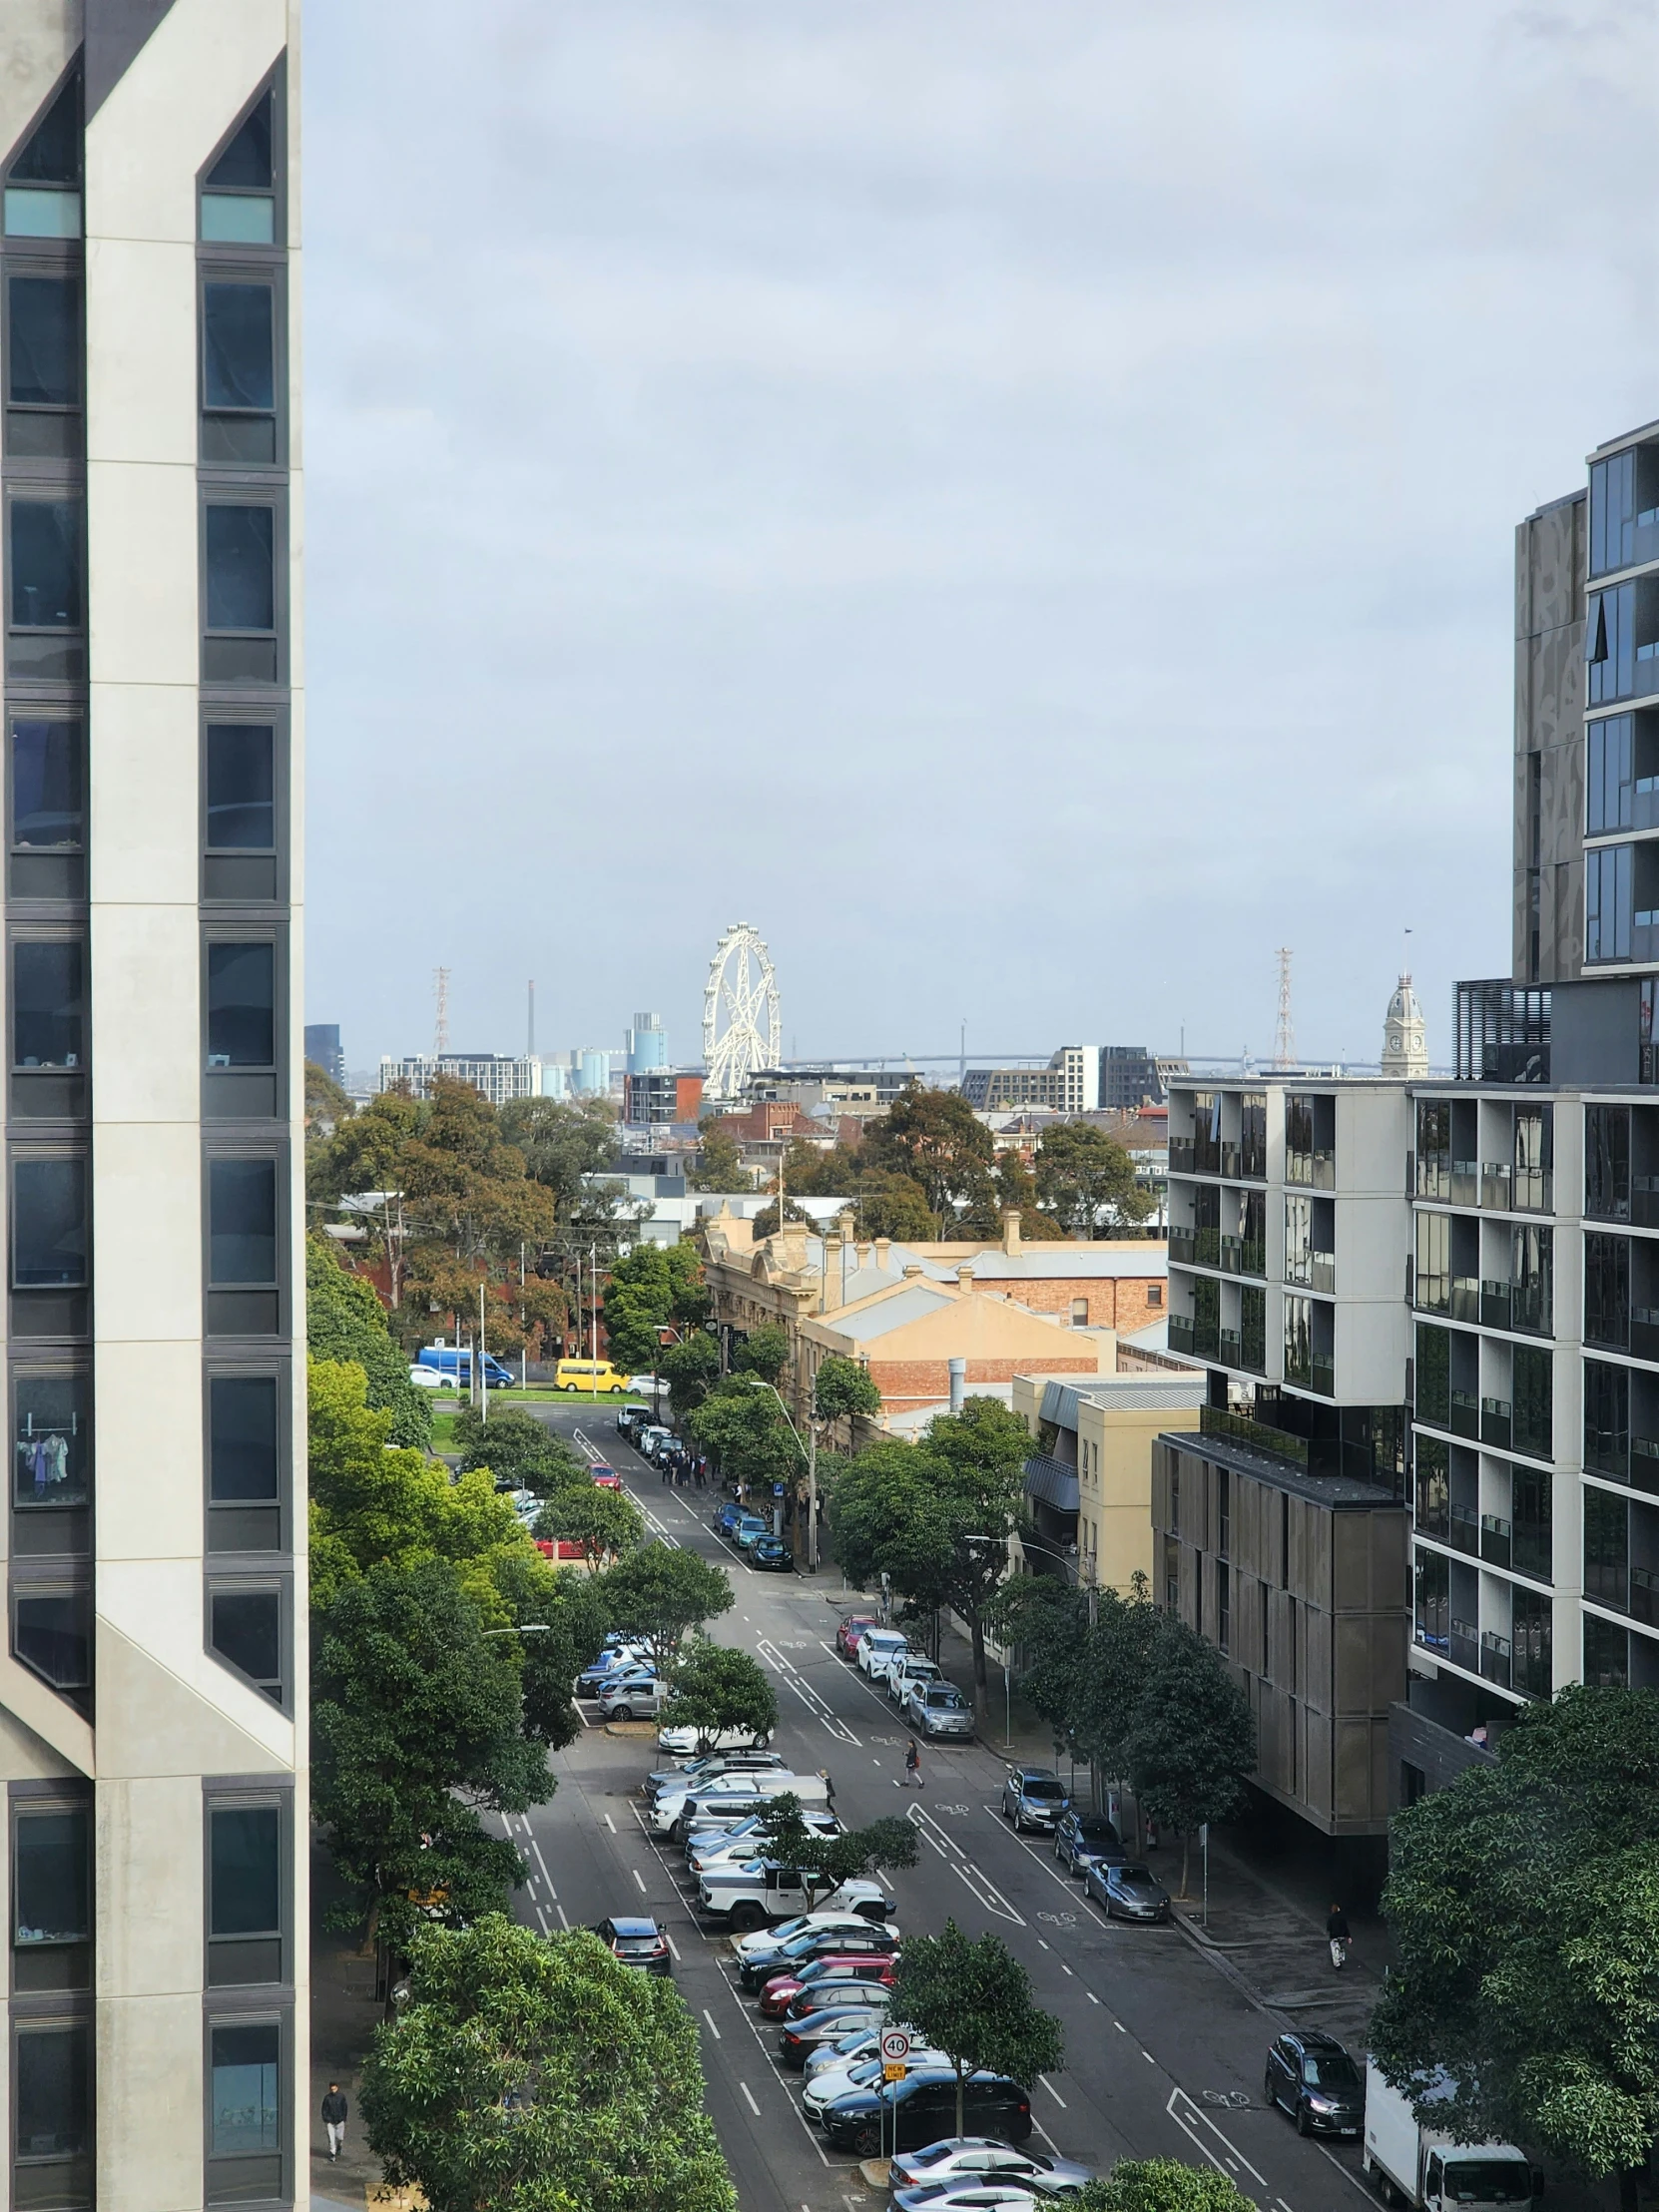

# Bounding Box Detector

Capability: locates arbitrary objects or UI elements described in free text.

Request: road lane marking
[1060,1962,1074,1976]
[530,1839,555,1894]
[1115,2021,1127,2032]
[556,1905,569,1929]
[740,2082,762,2117]
[1039,2076,1067,2108]
[702,2007,722,2040]
[757,1637,860,1744]
[603,1813,616,1832]
[1167,2088,1275,2194]
[1036,1937,1050,1950]
[632,1868,648,1894]
[1086,1990,1100,2004]
[534,1904,549,1934]
[665,1932,680,1960]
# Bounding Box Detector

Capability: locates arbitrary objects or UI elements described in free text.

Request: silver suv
[906,1680,973,1740]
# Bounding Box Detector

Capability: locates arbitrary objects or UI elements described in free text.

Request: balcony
[1311,1252,1336,1295]
[1199,1403,1310,1469]
[1512,1166,1553,1215]
[1415,1153,1451,1201]
[1168,1316,1195,1355]
[1450,1277,1480,1324]
[1169,1139,1194,1175]
[1450,1160,1480,1207]
[1449,1616,1480,1674]
[1480,1281,1511,1331]
[1169,1227,1195,1264]
[1481,1162,1512,1210]
[1479,1513,1513,1569]
[1194,1319,1221,1362]
[1218,1235,1241,1274]
[1309,1354,1335,1396]
[1480,1631,1513,1690]
[1286,1149,1335,1191]
[1450,1388,1480,1440]
[1511,1283,1551,1337]
[1220,1142,1240,1178]
[1481,1397,1513,1450]
[1240,1238,1265,1278]
[1219,1329,1241,1366]
[1449,1503,1479,1557]
[1239,1142,1267,1183]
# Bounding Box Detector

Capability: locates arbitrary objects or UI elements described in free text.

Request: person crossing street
[1327,1903,1352,1970]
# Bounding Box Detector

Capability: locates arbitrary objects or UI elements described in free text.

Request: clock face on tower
[1389,1031,1401,1049]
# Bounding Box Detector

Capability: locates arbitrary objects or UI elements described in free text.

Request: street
[511,1400,1377,2212]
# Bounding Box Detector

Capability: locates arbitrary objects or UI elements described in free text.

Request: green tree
[1372,1686,1659,2207]
[827,1437,960,1653]
[733,1323,791,1384]
[598,1543,735,1672]
[753,1793,919,1910]
[1124,1615,1255,1895]
[311,1557,553,1943]
[304,1056,353,1135]
[862,1084,995,1219]
[687,1377,802,1492]
[305,1235,432,1447]
[887,1920,1064,2142]
[484,1543,606,1750]
[959,1148,1067,1240]
[691,1123,751,1192]
[662,1331,721,1414]
[1075,2161,1256,2212]
[660,1636,779,1750]
[814,1355,881,1425]
[453,1402,586,1497]
[747,1195,817,1239]
[1035,1121,1154,1236]
[534,1481,645,1567]
[499,1094,620,1215]
[840,1167,937,1242]
[360,1915,737,2212]
[923,1397,1037,1702]
[601,1243,710,1375]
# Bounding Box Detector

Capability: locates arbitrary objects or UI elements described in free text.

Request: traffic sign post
[879,2030,912,2153]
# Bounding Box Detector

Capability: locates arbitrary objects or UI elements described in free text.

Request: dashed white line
[530,1838,555,1893]
[1039,2076,1068,2108]
[1060,1962,1074,1976]
[1086,1991,1101,2005]
[665,1932,681,1960]
[632,1867,648,1894]
[1036,1937,1050,1950]
[556,1905,569,1929]
[603,1813,616,1833]
[740,2081,762,2117]
[534,1903,549,1934]
[1115,2020,1127,2032]
[1142,2050,1157,2065]
[702,2007,722,2040]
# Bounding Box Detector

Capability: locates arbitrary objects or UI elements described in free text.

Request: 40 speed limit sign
[880,2026,912,2081]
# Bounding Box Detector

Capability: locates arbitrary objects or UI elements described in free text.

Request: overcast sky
[301,1,1659,1080]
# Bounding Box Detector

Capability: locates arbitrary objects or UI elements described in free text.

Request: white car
[628,1375,664,1393]
[888,1653,943,1706]
[803,2045,951,2121]
[688,1817,838,1879]
[655,1722,772,1758]
[733,1908,900,1970]
[857,1629,911,1684]
[407,1366,450,1390]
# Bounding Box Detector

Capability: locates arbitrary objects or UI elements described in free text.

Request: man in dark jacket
[1327,1904,1352,1970]
[321,2082,348,2161]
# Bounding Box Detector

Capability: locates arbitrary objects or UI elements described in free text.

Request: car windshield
[1119,1865,1155,1884]
[926,1687,966,1707]
[1022,1776,1065,1799]
[1303,2052,1360,2089]
[1443,2164,1532,2204]
[1076,1819,1118,1842]
[614,1935,662,1955]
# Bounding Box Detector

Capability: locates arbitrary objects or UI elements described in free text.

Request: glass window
[1414,1546,1449,1651]
[206,942,276,1069]
[202,90,276,249]
[207,95,274,191]
[1591,449,1638,578]
[11,720,82,851]
[205,507,275,635]
[1584,1358,1630,1476]
[208,1159,277,1286]
[1584,1234,1631,1350]
[1414,1211,1449,1313]
[200,196,275,246]
[1414,1323,1450,1428]
[1588,583,1637,706]
[210,1590,280,1701]
[13,941,84,1070]
[1585,1612,1630,1688]
[1586,1105,1632,1220]
[8,277,78,408]
[1512,1344,1553,1461]
[1512,1586,1552,1700]
[210,1806,279,1936]
[10,80,78,187]
[209,2020,279,2155]
[16,2024,89,2159]
[12,1158,86,1288]
[206,726,275,850]
[14,1808,87,1946]
[15,1592,89,1688]
[203,284,274,413]
[1586,840,1634,962]
[1588,716,1635,834]
[14,1375,88,1510]
[9,500,80,629]
[210,1377,278,1503]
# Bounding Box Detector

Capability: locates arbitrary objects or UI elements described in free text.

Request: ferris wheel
[702,922,782,1100]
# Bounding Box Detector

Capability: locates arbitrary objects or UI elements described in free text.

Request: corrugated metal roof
[832,1284,953,1341]
[1038,1375,1207,1429]
[1023,1453,1080,1512]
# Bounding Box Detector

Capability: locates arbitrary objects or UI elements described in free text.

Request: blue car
[751,1536,793,1572]
[733,1515,770,1551]
[716,1501,746,1536]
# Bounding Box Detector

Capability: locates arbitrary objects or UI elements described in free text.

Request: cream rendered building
[0,9,305,2210]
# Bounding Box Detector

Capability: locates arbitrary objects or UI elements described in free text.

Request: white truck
[696,1866,893,1936]
[1363,2060,1539,2209]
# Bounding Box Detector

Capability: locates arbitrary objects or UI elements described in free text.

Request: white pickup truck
[1363,2061,1539,2209]
[696,1866,893,1936]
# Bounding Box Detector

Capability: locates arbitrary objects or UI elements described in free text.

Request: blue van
[416,1344,515,1388]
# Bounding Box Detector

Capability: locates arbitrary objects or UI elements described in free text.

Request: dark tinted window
[11,80,79,185]
[207,942,276,1067]
[206,725,275,849]
[15,1591,89,1687]
[11,719,81,848]
[1588,715,1635,833]
[209,1159,276,1285]
[14,1373,88,1508]
[203,283,274,412]
[210,1376,278,1502]
[210,1806,279,1935]
[1303,2051,1360,2088]
[211,1588,280,1699]
[205,506,275,632]
[9,276,78,406]
[210,2020,279,2154]
[13,939,84,1068]
[208,95,274,191]
[16,2024,89,2159]
[10,499,80,627]
[14,1807,87,1944]
[12,1156,86,1286]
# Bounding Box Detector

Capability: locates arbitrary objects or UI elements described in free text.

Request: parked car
[779,2001,890,2069]
[857,1628,912,1684]
[1083,1859,1172,1923]
[646,1748,787,1790]
[407,1365,450,1390]
[1000,1767,1070,1833]
[804,2052,938,2123]
[553,1358,629,1394]
[715,1500,748,1537]
[751,1535,794,1571]
[889,2139,1097,2198]
[735,1909,901,1973]
[739,1924,897,1992]
[821,2070,1032,2156]
[906,1680,974,1740]
[834,1613,881,1660]
[1264,2031,1366,2137]
[761,1958,896,2020]
[732,1515,770,1551]
[891,2185,1042,2210]
[589,1916,671,1976]
[690,1814,838,1880]
[1051,1811,1124,1877]
[575,1647,650,1694]
[597,1675,664,1720]
[888,1653,943,1706]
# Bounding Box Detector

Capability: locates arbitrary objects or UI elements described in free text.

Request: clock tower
[1382,973,1428,1077]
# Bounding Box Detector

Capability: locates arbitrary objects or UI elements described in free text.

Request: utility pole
[433,965,450,1057]
[479,1280,488,1423]
[807,1413,818,1573]
[590,1241,599,1400]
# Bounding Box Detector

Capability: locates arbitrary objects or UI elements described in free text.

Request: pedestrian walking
[1327,1902,1352,1971]
[903,1736,921,1790]
[320,2082,348,2162]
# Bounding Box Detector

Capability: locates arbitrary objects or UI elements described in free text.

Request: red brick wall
[985,1277,1165,1333]
[867,1355,1101,1410]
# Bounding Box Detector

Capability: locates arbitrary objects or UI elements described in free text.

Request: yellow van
[554,1359,630,1395]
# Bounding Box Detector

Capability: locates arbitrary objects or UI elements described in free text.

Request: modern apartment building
[0,8,306,2209]
[961,1046,1099,1115]
[379,1049,553,1106]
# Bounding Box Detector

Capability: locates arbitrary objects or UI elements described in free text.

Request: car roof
[1292,2030,1349,2053]
[1014,1766,1061,1783]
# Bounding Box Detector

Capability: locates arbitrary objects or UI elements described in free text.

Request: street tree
[887,1919,1064,2140]
[924,1397,1037,1704]
[754,1793,919,1909]
[499,1094,620,1214]
[483,1542,606,1749]
[598,1543,735,1672]
[453,1402,587,1496]
[1123,1615,1255,1894]
[660,1637,779,1750]
[814,1355,882,1446]
[1372,1685,1659,2209]
[534,1481,645,1567]
[862,1084,995,1219]
[843,1168,938,1242]
[690,1123,750,1192]
[663,1330,721,1414]
[733,1323,790,1384]
[826,1437,960,1653]
[311,1557,552,1943]
[687,1378,802,1493]
[360,1915,737,2212]
[747,1195,817,1239]
[306,1234,431,1447]
[1075,2161,1256,2212]
[602,1243,710,1375]
[1036,1121,1154,1236]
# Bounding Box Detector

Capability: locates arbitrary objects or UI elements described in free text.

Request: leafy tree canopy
[453,1402,586,1497]
[499,1094,620,1213]
[861,1083,995,1218]
[753,1792,919,1908]
[598,1543,735,1671]
[887,1919,1064,2140]
[535,1480,645,1567]
[1123,1614,1255,1895]
[687,1378,802,1490]
[602,1243,709,1375]
[747,1195,817,1239]
[1035,1120,1154,1235]
[733,1323,791,1384]
[305,1235,431,1447]
[662,1330,721,1415]
[360,1915,737,2212]
[660,1636,779,1750]
[814,1355,882,1424]
[1076,2161,1256,2212]
[690,1124,751,1192]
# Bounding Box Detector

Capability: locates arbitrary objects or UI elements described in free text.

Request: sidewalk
[308,1837,386,2208]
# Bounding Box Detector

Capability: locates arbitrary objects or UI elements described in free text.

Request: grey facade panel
[1550,975,1640,1087]
[86,0,179,118]
[1387,1700,1494,1812]
[1513,491,1587,985]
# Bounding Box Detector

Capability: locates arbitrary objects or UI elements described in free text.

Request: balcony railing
[1481,1162,1512,1210]
[1169,1139,1194,1175]
[1218,1235,1242,1274]
[1415,1492,1449,1540]
[1219,1329,1241,1366]
[1310,1354,1335,1395]
[1415,1153,1450,1201]
[1480,1631,1513,1690]
[1450,1504,1480,1557]
[1450,1161,1480,1207]
[1513,1520,1551,1582]
[1194,1321,1221,1362]
[1311,1253,1336,1294]
[1240,1324,1267,1375]
[1169,1228,1195,1264]
[1511,1283,1551,1336]
[1480,1281,1511,1330]
[1450,1389,1480,1440]
[1240,1238,1265,1278]
[1479,1513,1512,1569]
[1168,1316,1195,1355]
[1286,1148,1335,1191]
[1195,1228,1220,1267]
[1450,1278,1480,1324]
[1586,1425,1630,1480]
[1512,1166,1553,1215]
[1239,1143,1267,1183]
[1220,1142,1241,1179]
[1481,1396,1512,1450]
[1449,1617,1480,1674]
[1199,1403,1310,1469]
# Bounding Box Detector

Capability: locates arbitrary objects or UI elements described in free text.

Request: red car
[760,1956,897,2019]
[591,1465,622,1490]
[834,1614,881,1660]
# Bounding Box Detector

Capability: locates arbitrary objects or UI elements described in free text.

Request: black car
[822,2070,1032,2157]
[1083,1860,1172,1923]
[1000,1766,1070,1833]
[1052,1810,1124,1876]
[1264,2031,1366,2136]
[590,1917,672,1976]
[738,1925,897,1992]
[751,1535,794,1572]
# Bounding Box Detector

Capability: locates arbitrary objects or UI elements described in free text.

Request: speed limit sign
[880,2027,912,2068]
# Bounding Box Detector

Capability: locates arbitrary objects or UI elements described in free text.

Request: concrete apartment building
[1012,1369,1205,1593]
[0,9,306,2209]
